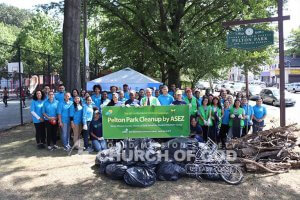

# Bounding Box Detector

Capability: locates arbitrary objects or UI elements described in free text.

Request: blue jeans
[92,139,107,152]
[60,122,70,148]
[253,120,264,134]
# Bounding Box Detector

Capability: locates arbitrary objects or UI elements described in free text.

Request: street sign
[227,28,274,50]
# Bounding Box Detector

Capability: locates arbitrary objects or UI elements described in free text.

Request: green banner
[102,105,190,139]
[227,28,274,50]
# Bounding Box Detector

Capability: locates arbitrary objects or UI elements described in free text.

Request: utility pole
[223,0,289,127]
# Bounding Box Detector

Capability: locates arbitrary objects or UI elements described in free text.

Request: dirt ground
[0,124,300,200]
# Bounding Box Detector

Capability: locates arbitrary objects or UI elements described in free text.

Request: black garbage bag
[156,162,186,181]
[202,165,220,181]
[124,167,156,187]
[105,163,128,180]
[96,148,120,174]
[162,138,198,163]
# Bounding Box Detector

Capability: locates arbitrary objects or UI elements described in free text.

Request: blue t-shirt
[90,118,103,140]
[70,104,83,125]
[55,92,65,103]
[42,99,59,120]
[168,91,175,97]
[83,104,94,125]
[107,93,113,100]
[242,104,254,125]
[124,91,130,100]
[30,100,44,123]
[91,94,101,109]
[158,94,174,105]
[222,108,230,125]
[57,100,73,123]
[253,105,267,120]
[196,97,202,106]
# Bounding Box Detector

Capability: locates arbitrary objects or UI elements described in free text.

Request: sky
[0,0,299,38]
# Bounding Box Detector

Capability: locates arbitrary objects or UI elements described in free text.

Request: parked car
[196,81,210,90]
[241,85,262,100]
[287,82,300,93]
[260,88,296,106]
[214,83,223,92]
[232,83,245,93]
[285,83,291,90]
[221,83,234,95]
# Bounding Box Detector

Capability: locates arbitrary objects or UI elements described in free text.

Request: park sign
[227,28,274,50]
[102,105,190,139]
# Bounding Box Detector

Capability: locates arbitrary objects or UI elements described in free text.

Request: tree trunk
[63,0,81,91]
[167,66,180,88]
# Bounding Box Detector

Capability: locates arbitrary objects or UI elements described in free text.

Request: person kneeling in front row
[90,110,107,152]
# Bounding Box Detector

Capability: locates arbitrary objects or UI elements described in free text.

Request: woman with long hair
[57,92,73,151]
[209,96,222,142]
[82,96,94,150]
[198,96,212,141]
[42,91,59,150]
[229,99,245,139]
[30,90,46,149]
[70,89,80,101]
[70,96,83,148]
[91,84,102,109]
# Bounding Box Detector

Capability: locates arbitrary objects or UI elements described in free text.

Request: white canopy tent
[86,68,162,91]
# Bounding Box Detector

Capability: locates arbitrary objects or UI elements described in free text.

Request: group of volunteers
[30,82,267,152]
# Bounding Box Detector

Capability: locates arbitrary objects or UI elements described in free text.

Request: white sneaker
[47,146,52,150]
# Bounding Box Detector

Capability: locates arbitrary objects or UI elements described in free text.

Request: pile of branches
[227,123,300,173]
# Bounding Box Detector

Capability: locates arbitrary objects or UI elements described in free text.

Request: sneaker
[47,146,52,150]
[53,145,59,149]
[63,147,70,151]
[87,147,94,153]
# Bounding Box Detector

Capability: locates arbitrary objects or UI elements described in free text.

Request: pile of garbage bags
[95,138,216,187]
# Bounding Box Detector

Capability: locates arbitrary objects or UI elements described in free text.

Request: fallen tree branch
[239,158,288,174]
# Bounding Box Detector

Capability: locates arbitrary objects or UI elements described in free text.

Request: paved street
[0,99,32,131]
[248,92,300,127]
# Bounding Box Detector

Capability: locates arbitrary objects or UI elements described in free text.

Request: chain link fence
[0,42,62,131]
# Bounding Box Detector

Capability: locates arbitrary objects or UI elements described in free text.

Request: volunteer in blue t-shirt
[195,89,202,106]
[55,84,65,103]
[82,96,95,150]
[241,97,254,136]
[123,84,130,99]
[57,92,73,151]
[90,110,107,152]
[168,84,176,97]
[91,84,102,109]
[42,91,59,150]
[158,85,174,105]
[70,96,83,148]
[118,91,127,103]
[219,100,230,148]
[252,97,267,134]
[30,90,46,149]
